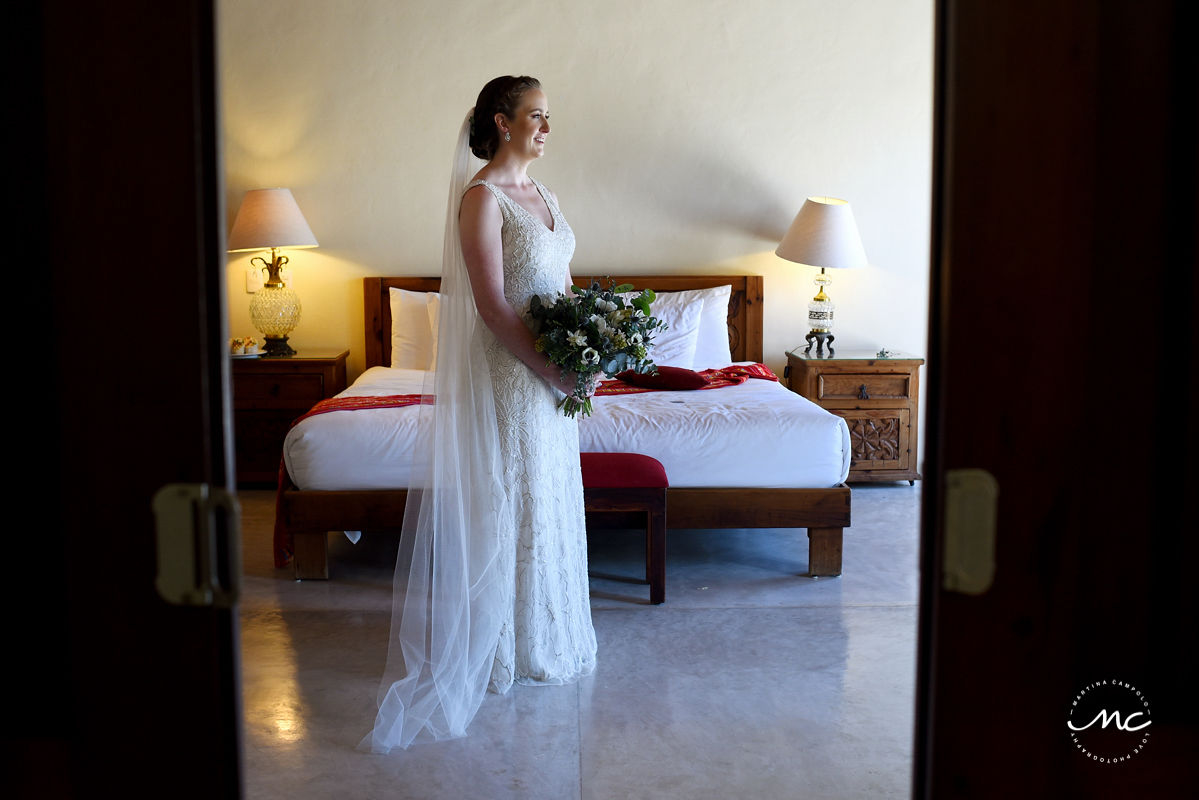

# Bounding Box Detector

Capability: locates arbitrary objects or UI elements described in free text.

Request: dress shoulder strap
[463,179,505,204]
[528,177,559,213]
[460,180,512,224]
[529,178,556,215]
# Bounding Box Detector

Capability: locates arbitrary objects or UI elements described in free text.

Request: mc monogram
[1066,679,1153,764]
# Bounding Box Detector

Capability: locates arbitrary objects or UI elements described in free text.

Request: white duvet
[283,365,851,491]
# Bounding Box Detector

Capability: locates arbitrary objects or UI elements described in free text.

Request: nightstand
[785,349,924,484]
[231,349,349,485]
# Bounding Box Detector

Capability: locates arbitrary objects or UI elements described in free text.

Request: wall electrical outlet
[245,265,263,293]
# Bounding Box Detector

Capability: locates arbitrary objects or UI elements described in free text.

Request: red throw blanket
[274,394,430,568]
[594,362,778,395]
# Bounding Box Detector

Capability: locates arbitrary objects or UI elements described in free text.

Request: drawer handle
[858,384,870,400]
[269,383,281,397]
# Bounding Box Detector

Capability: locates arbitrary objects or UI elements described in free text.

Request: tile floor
[238,484,921,799]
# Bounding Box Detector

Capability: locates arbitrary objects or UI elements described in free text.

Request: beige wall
[219,0,933,382]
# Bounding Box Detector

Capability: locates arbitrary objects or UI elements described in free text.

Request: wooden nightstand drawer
[235,373,325,409]
[817,372,913,404]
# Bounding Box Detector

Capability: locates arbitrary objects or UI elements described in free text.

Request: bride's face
[499,89,550,159]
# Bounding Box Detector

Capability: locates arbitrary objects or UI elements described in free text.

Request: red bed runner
[274,393,430,568]
[594,362,778,395]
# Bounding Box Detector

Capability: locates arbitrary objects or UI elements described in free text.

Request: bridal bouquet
[529,280,666,418]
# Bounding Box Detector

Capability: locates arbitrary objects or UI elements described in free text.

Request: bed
[277,275,852,580]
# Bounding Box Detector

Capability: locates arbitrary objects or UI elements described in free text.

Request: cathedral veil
[359,109,513,752]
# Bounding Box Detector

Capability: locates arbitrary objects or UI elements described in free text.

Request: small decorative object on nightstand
[785,348,924,484]
[231,349,348,485]
[775,196,869,356]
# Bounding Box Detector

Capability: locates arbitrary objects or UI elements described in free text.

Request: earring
[504,131,511,142]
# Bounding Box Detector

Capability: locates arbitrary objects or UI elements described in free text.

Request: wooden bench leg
[646,500,665,605]
[293,530,329,580]
[807,527,843,577]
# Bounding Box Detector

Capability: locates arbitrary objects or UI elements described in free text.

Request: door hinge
[942,468,998,595]
[152,483,241,608]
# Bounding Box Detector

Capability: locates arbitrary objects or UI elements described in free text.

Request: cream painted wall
[219,0,933,416]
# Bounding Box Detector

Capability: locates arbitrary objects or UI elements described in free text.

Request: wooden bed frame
[280,275,851,580]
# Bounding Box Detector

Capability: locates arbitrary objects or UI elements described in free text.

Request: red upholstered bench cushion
[580,452,669,489]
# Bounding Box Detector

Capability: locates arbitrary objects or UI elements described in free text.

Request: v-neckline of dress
[484,179,556,233]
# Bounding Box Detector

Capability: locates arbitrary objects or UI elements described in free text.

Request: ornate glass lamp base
[261,335,296,357]
[248,281,301,357]
[804,330,835,356]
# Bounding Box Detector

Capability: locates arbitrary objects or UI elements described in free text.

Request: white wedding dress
[361,111,596,751]
[466,177,598,690]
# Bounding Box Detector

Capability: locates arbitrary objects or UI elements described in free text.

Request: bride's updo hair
[470,75,542,160]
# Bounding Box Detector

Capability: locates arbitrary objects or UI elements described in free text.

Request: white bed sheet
[283,365,850,491]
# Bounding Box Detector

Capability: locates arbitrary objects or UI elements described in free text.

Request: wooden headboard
[363,274,764,370]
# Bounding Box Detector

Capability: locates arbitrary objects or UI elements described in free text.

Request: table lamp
[775,196,868,355]
[227,188,319,357]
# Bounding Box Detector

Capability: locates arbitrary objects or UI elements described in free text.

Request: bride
[360,76,598,753]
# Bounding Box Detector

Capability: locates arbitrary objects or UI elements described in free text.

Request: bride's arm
[460,185,585,397]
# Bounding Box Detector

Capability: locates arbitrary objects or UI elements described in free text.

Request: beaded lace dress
[465,177,598,690]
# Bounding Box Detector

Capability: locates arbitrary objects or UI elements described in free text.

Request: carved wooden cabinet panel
[785,350,924,483]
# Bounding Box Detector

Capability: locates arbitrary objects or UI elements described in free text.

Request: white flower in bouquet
[567,329,587,347]
[581,347,600,365]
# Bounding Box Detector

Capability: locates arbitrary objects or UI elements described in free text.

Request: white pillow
[388,288,438,369]
[650,285,733,369]
[426,293,441,370]
[640,293,702,368]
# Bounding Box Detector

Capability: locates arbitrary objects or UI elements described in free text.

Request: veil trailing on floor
[359,109,513,753]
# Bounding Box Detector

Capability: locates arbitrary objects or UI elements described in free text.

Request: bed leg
[807,527,843,577]
[293,530,330,580]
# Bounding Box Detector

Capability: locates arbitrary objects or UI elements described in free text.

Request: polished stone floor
[238,484,921,799]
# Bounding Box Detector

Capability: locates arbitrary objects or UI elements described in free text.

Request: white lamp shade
[775,196,868,269]
[227,188,319,252]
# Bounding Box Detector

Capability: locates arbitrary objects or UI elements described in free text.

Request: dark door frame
[13,2,243,797]
[915,0,1197,795]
